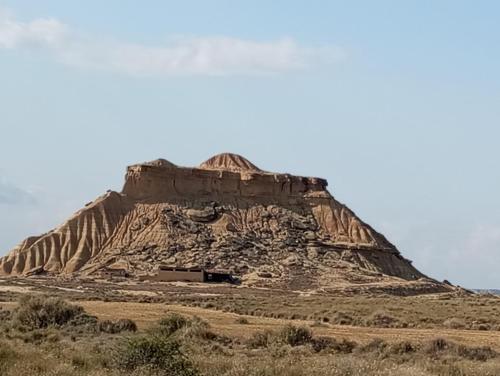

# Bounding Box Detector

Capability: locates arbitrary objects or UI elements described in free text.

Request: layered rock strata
[0,153,436,291]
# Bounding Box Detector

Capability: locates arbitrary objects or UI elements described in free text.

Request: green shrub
[114,335,198,376]
[13,295,90,329]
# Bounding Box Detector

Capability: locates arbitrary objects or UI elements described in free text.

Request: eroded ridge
[0,153,440,292]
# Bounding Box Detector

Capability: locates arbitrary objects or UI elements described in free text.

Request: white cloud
[0,9,67,49]
[0,178,36,206]
[0,8,343,76]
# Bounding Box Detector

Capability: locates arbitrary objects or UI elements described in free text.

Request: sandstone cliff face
[0,153,431,290]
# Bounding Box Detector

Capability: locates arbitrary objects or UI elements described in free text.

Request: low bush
[247,325,314,348]
[277,325,313,346]
[12,295,90,329]
[311,336,357,353]
[114,335,198,376]
[157,313,189,336]
[99,319,137,334]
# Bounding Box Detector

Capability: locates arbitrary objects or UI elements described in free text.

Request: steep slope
[0,153,444,292]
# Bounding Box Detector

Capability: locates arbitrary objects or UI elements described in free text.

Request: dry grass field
[72,301,500,351]
[0,277,499,375]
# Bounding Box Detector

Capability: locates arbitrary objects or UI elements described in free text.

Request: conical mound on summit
[199,153,262,172]
[0,153,448,294]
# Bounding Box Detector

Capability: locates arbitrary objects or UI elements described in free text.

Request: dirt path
[76,301,500,350]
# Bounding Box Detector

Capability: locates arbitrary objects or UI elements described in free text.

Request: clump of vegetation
[179,317,220,342]
[4,295,138,338]
[357,337,497,362]
[277,325,313,346]
[156,313,189,336]
[247,325,314,349]
[234,317,249,324]
[114,335,198,376]
[99,318,137,334]
[12,294,92,329]
[364,310,402,328]
[246,324,355,353]
[247,329,274,348]
[426,338,497,361]
[152,314,223,344]
[310,336,357,354]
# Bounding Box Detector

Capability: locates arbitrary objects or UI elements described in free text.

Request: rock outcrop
[0,153,443,291]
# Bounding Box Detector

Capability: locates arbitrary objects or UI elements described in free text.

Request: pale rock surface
[0,153,445,292]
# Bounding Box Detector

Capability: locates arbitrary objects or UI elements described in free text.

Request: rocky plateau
[0,153,450,293]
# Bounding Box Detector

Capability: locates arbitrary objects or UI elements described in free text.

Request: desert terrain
[0,155,497,375]
[0,276,499,375]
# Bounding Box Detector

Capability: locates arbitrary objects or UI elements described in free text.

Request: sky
[0,1,499,288]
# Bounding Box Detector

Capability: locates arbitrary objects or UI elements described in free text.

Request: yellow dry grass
[74,300,500,350]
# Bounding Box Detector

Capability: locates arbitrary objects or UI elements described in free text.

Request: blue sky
[0,1,499,288]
